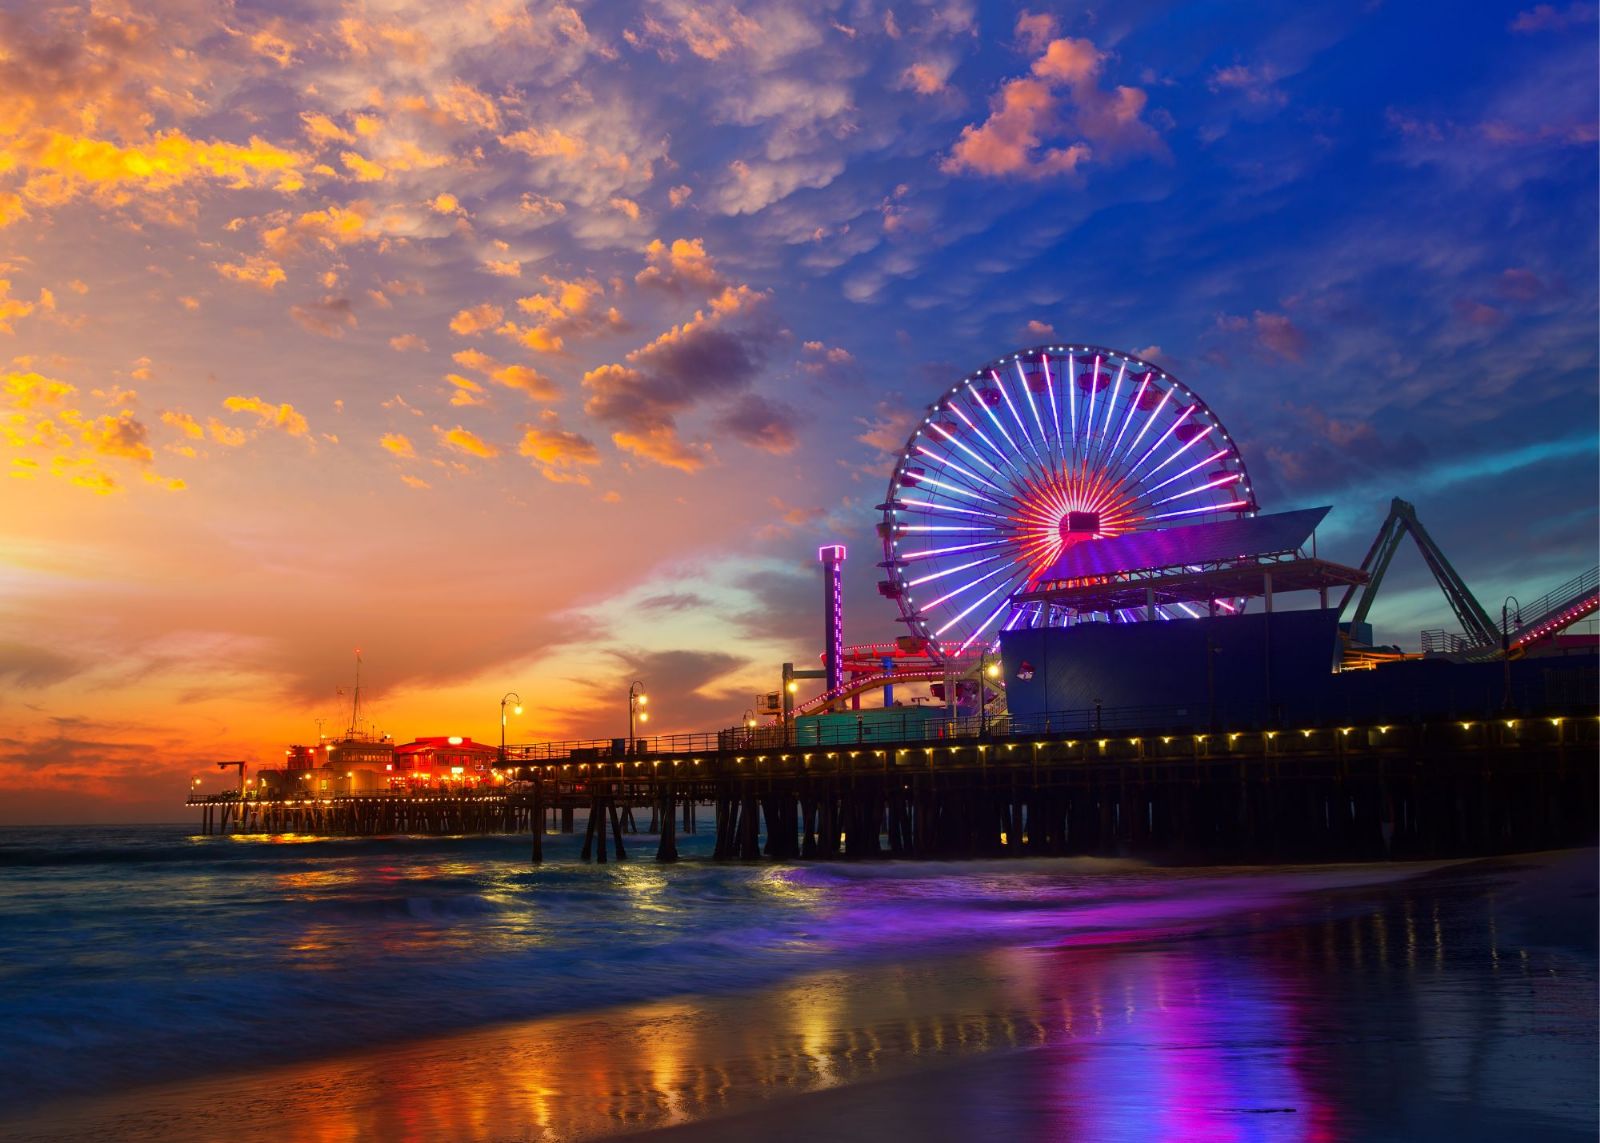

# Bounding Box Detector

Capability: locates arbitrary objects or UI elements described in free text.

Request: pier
[192,706,1597,864]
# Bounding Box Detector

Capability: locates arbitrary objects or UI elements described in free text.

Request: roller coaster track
[1502,565,1600,654]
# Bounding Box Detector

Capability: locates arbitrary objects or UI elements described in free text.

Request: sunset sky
[2,1,1595,821]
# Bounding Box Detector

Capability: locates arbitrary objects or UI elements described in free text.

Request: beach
[0,827,1593,1141]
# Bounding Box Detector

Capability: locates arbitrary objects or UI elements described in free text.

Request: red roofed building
[392,736,501,786]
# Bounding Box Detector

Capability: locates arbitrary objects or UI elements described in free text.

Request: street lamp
[500,691,523,767]
[1501,596,1521,710]
[629,681,649,751]
[743,707,757,746]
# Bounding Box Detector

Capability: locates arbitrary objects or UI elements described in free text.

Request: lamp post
[742,707,757,746]
[629,681,649,752]
[500,692,523,768]
[1501,596,1521,711]
[981,653,1001,736]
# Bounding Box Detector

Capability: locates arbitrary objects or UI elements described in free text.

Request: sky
[1,0,1595,822]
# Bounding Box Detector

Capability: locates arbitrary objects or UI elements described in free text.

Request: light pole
[500,692,523,767]
[629,681,649,752]
[1501,596,1521,711]
[743,707,757,746]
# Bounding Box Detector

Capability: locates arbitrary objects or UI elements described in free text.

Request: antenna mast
[346,649,363,737]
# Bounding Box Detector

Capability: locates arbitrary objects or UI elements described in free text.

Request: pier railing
[507,683,1593,764]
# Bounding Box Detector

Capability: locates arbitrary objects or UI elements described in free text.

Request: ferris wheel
[878,344,1257,660]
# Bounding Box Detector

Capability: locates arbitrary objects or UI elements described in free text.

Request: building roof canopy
[1040,506,1332,582]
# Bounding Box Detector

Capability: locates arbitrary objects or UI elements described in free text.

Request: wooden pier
[192,712,1597,865]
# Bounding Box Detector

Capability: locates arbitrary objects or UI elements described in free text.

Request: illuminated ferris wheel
[878,344,1257,659]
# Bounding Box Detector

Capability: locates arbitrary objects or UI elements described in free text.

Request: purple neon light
[956,597,1014,654]
[1016,360,1052,460]
[936,576,1014,637]
[1107,374,1149,466]
[899,539,1012,560]
[1145,498,1251,522]
[924,561,1017,609]
[1149,472,1243,507]
[908,550,1015,587]
[1067,354,1079,456]
[1084,353,1103,462]
[1140,426,1216,484]
[896,498,1009,521]
[993,367,1045,470]
[1115,384,1172,472]
[975,375,1028,465]
[947,403,1011,469]
[905,468,997,504]
[1142,449,1231,499]
[896,524,993,533]
[1127,403,1195,477]
[1043,354,1061,443]
[928,422,1005,477]
[914,448,1008,497]
[1094,361,1126,469]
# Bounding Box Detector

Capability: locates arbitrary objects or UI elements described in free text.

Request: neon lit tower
[819,545,846,697]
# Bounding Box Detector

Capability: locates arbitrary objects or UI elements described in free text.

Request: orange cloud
[388,334,429,352]
[450,303,504,336]
[161,410,205,439]
[446,374,487,406]
[214,254,286,290]
[379,432,416,458]
[500,275,625,352]
[636,237,724,294]
[16,131,306,206]
[301,113,355,146]
[434,424,499,458]
[518,423,601,484]
[944,26,1162,180]
[451,349,561,401]
[0,280,41,333]
[611,426,711,473]
[261,202,373,259]
[223,395,311,436]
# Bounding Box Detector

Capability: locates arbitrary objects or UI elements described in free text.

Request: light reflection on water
[2,854,1594,1143]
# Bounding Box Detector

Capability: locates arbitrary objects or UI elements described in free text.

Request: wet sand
[3,850,1593,1142]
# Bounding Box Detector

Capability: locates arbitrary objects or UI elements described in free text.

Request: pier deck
[192,709,1598,864]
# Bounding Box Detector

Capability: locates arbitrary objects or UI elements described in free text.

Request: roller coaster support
[1338,498,1499,648]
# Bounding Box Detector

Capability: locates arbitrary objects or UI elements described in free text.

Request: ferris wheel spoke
[898,538,1013,561]
[935,576,1017,637]
[1145,499,1250,523]
[929,422,1006,478]
[895,497,1011,523]
[1066,355,1080,463]
[993,368,1047,472]
[974,379,1032,472]
[1094,362,1127,469]
[1015,360,1054,466]
[955,598,1015,655]
[1042,354,1062,448]
[907,549,1021,587]
[1149,472,1247,508]
[1138,448,1232,501]
[1140,427,1216,485]
[913,449,1009,498]
[1126,404,1196,481]
[1110,385,1172,477]
[947,404,1014,471]
[921,560,1021,611]
[905,469,1003,506]
[1105,375,1149,470]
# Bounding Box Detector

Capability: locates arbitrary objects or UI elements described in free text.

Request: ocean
[0,823,1594,1141]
